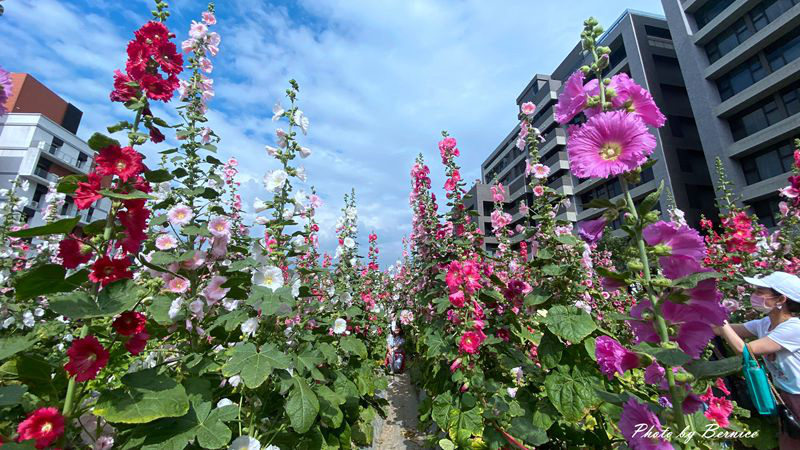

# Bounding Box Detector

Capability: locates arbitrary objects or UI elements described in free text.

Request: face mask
[751,294,774,314]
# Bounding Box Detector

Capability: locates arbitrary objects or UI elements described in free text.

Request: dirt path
[375,372,427,449]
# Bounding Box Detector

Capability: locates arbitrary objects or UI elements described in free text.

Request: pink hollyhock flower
[211,236,229,258]
[518,122,529,139]
[532,185,545,196]
[515,137,526,150]
[530,163,550,179]
[168,204,193,225]
[444,170,461,192]
[520,101,536,116]
[491,210,512,230]
[112,311,147,336]
[450,358,462,373]
[167,277,190,294]
[595,336,639,379]
[567,111,656,179]
[644,362,665,385]
[459,330,484,354]
[578,217,607,245]
[58,238,92,269]
[643,221,706,263]
[490,183,506,202]
[16,407,65,449]
[518,202,529,215]
[701,388,733,428]
[155,233,178,250]
[64,336,109,382]
[449,291,466,308]
[204,275,230,304]
[555,70,588,124]
[202,11,216,25]
[629,299,720,358]
[683,392,704,414]
[199,57,213,73]
[189,20,208,39]
[125,331,149,355]
[609,73,666,128]
[619,398,673,450]
[75,172,103,210]
[181,38,195,53]
[208,216,231,238]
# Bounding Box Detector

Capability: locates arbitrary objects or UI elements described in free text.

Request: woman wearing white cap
[713,271,800,448]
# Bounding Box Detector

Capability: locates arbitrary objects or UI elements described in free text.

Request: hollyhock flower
[299,146,312,158]
[491,210,513,231]
[609,73,666,128]
[253,266,284,290]
[95,145,144,181]
[578,217,607,245]
[459,330,485,354]
[58,239,92,269]
[199,57,213,73]
[491,183,506,202]
[202,11,216,25]
[65,336,109,382]
[555,70,588,124]
[444,170,461,192]
[0,66,13,115]
[16,407,64,449]
[167,277,190,294]
[701,388,733,427]
[530,163,550,179]
[644,362,666,385]
[683,392,704,414]
[294,110,310,135]
[643,221,705,264]
[333,318,347,334]
[532,185,545,197]
[112,311,147,336]
[168,204,193,226]
[229,436,261,450]
[568,111,656,179]
[110,70,139,102]
[75,172,103,210]
[343,237,356,249]
[450,358,462,373]
[449,291,466,308]
[155,233,178,250]
[619,398,673,450]
[595,336,639,379]
[89,257,133,286]
[117,206,150,253]
[204,275,230,304]
[520,101,536,117]
[182,251,207,270]
[189,20,208,39]
[208,216,231,238]
[264,169,288,192]
[181,38,195,53]
[272,102,284,121]
[125,331,149,355]
[629,299,720,358]
[241,318,259,337]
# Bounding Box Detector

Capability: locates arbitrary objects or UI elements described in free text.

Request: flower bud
[597,46,611,55]
[645,211,660,224]
[673,371,695,383]
[596,54,609,70]
[580,65,591,74]
[652,244,672,256]
[627,259,643,271]
[652,276,671,288]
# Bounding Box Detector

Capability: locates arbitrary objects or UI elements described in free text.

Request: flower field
[1,2,800,450]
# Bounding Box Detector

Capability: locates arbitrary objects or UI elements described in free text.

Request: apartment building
[0,73,109,227]
[661,0,800,226]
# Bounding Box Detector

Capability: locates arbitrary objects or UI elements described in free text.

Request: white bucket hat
[744,271,800,303]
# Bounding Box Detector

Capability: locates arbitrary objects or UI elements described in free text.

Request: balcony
[47,144,88,169]
[33,167,60,184]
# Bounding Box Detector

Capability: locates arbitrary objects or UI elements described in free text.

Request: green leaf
[594,389,630,405]
[538,332,562,369]
[144,169,174,183]
[0,384,27,406]
[87,132,120,151]
[340,336,368,359]
[439,438,456,450]
[100,189,155,200]
[432,392,453,430]
[670,270,722,289]
[523,289,550,306]
[633,343,690,367]
[544,305,597,343]
[286,376,320,434]
[542,264,566,276]
[94,369,189,423]
[531,399,558,431]
[583,198,616,209]
[0,333,38,360]
[8,217,79,238]
[316,385,344,428]
[150,295,181,325]
[447,406,482,447]
[221,343,291,389]
[49,279,142,319]
[544,367,600,422]
[510,416,548,446]
[14,265,87,300]
[555,234,579,246]
[57,174,84,194]
[684,356,742,380]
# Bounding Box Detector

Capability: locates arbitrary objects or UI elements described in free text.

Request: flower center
[104,266,115,275]
[41,422,52,433]
[599,142,623,161]
[116,160,127,171]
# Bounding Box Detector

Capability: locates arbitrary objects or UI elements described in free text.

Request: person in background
[386,321,406,375]
[713,271,800,449]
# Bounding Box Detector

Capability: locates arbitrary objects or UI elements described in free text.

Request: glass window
[783,84,800,115]
[694,0,735,29]
[716,57,767,100]
[749,196,781,227]
[705,19,753,63]
[739,140,795,184]
[750,0,799,32]
[765,27,800,71]
[729,97,784,140]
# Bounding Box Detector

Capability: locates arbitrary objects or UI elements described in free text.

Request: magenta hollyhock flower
[578,217,607,245]
[682,392,704,414]
[644,362,665,385]
[449,290,466,308]
[595,336,639,380]
[643,221,706,264]
[555,70,587,124]
[16,407,65,449]
[125,331,149,355]
[629,300,719,358]
[567,111,656,179]
[611,73,666,128]
[619,398,674,450]
[0,66,13,116]
[459,330,485,354]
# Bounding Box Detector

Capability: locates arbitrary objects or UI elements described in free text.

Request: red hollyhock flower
[110,69,140,103]
[149,125,165,143]
[140,73,180,102]
[125,331,150,355]
[120,175,152,211]
[58,239,92,269]
[154,41,183,75]
[64,336,109,382]
[95,145,144,182]
[89,256,133,286]
[74,172,103,210]
[16,407,65,449]
[112,311,147,336]
[117,206,151,253]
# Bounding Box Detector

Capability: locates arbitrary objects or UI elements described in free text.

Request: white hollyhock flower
[22,311,34,328]
[272,102,284,121]
[291,278,302,298]
[253,197,269,213]
[20,180,30,192]
[228,375,241,387]
[264,169,288,192]
[254,216,269,225]
[168,298,183,320]
[217,398,234,408]
[253,266,284,290]
[507,387,518,398]
[2,317,15,329]
[265,145,279,157]
[282,203,295,220]
[276,129,288,148]
[295,166,307,182]
[343,237,356,249]
[333,318,347,334]
[299,146,312,158]
[241,317,258,337]
[229,435,260,450]
[345,206,357,219]
[294,109,309,135]
[290,235,305,248]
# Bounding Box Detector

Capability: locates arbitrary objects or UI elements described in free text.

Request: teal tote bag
[743,344,777,416]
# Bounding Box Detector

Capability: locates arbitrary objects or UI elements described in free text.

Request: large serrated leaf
[543,367,600,422]
[544,305,596,343]
[221,343,290,389]
[339,336,368,359]
[14,264,87,300]
[286,376,320,434]
[0,333,38,361]
[94,369,189,424]
[8,217,79,238]
[49,279,142,319]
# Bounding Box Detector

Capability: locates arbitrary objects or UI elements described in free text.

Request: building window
[694,0,735,29]
[740,140,795,184]
[728,79,800,140]
[705,18,753,63]
[579,168,654,207]
[750,0,800,32]
[645,25,672,40]
[716,56,767,101]
[765,27,800,72]
[748,196,781,227]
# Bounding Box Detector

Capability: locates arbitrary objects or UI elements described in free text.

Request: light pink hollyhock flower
[206,32,221,56]
[555,225,572,236]
[491,210,512,230]
[780,201,791,216]
[781,186,800,198]
[531,163,550,179]
[155,234,178,250]
[518,122,529,139]
[167,277,190,294]
[610,73,666,128]
[189,20,208,39]
[555,70,588,124]
[181,38,195,53]
[595,336,639,380]
[619,398,673,450]
[515,137,526,150]
[211,236,229,258]
[200,127,212,144]
[518,201,529,215]
[520,101,536,117]
[309,194,322,209]
[208,216,231,239]
[182,251,207,270]
[202,11,216,25]
[199,57,213,73]
[532,185,545,197]
[168,204,193,226]
[204,275,230,304]
[567,111,656,179]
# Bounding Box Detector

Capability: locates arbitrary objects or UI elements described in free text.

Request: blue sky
[3,0,664,267]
